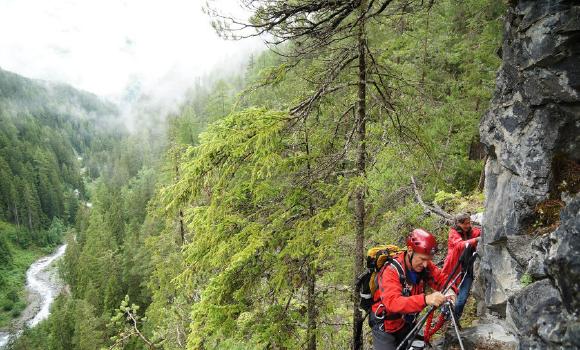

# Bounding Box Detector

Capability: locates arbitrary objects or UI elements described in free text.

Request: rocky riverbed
[0,244,67,348]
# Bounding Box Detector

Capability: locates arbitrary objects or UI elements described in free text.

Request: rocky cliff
[477,1,579,349]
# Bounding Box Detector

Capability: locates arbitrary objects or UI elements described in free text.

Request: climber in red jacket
[370,229,456,350]
[442,212,481,323]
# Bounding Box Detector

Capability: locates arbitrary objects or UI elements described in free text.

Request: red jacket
[442,226,481,280]
[371,252,451,333]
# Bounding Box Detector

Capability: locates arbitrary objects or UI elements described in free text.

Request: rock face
[442,317,518,350]
[478,1,580,349]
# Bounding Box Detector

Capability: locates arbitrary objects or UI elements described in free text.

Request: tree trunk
[179,209,185,244]
[14,205,20,228]
[352,15,367,350]
[28,209,33,231]
[175,164,186,245]
[305,123,317,350]
[307,263,317,350]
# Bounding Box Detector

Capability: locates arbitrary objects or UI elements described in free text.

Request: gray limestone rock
[506,235,534,269]
[478,0,580,348]
[479,243,522,317]
[526,234,551,279]
[516,336,548,350]
[537,313,567,344]
[506,279,562,336]
[441,318,518,350]
[545,194,580,314]
[563,320,580,348]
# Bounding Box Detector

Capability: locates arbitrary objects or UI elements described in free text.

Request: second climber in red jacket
[441,212,481,323]
[370,229,456,350]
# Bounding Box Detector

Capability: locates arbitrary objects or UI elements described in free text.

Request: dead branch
[127,311,157,350]
[410,176,453,224]
[290,52,358,117]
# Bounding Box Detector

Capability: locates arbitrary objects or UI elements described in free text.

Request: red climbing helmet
[406,228,438,255]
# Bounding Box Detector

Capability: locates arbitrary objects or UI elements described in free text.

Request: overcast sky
[0,0,262,102]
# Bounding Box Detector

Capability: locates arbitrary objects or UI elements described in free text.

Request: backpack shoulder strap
[389,257,406,289]
[375,256,406,297]
[372,256,409,321]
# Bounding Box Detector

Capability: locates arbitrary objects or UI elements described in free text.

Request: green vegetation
[0,68,124,332]
[520,273,533,287]
[434,190,485,216]
[7,0,505,348]
[0,68,125,230]
[0,220,67,327]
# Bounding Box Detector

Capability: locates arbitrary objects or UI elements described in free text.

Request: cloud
[0,0,262,103]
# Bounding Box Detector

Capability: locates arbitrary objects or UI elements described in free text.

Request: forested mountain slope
[7,0,515,349]
[6,66,251,350]
[0,68,124,229]
[0,67,127,331]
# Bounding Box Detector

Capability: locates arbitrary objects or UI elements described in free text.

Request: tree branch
[410,176,453,224]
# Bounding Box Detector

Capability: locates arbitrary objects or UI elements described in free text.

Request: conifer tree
[160,108,355,349]
[206,1,435,347]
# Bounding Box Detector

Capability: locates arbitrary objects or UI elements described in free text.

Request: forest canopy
[6,0,505,349]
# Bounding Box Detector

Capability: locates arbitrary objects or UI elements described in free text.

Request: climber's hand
[426,292,446,307]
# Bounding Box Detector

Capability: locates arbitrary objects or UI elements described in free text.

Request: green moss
[434,190,464,210]
[434,190,485,214]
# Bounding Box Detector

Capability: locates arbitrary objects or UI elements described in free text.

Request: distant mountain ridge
[0,67,122,130]
[0,67,125,229]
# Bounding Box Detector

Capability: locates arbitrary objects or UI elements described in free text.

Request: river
[0,244,67,348]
